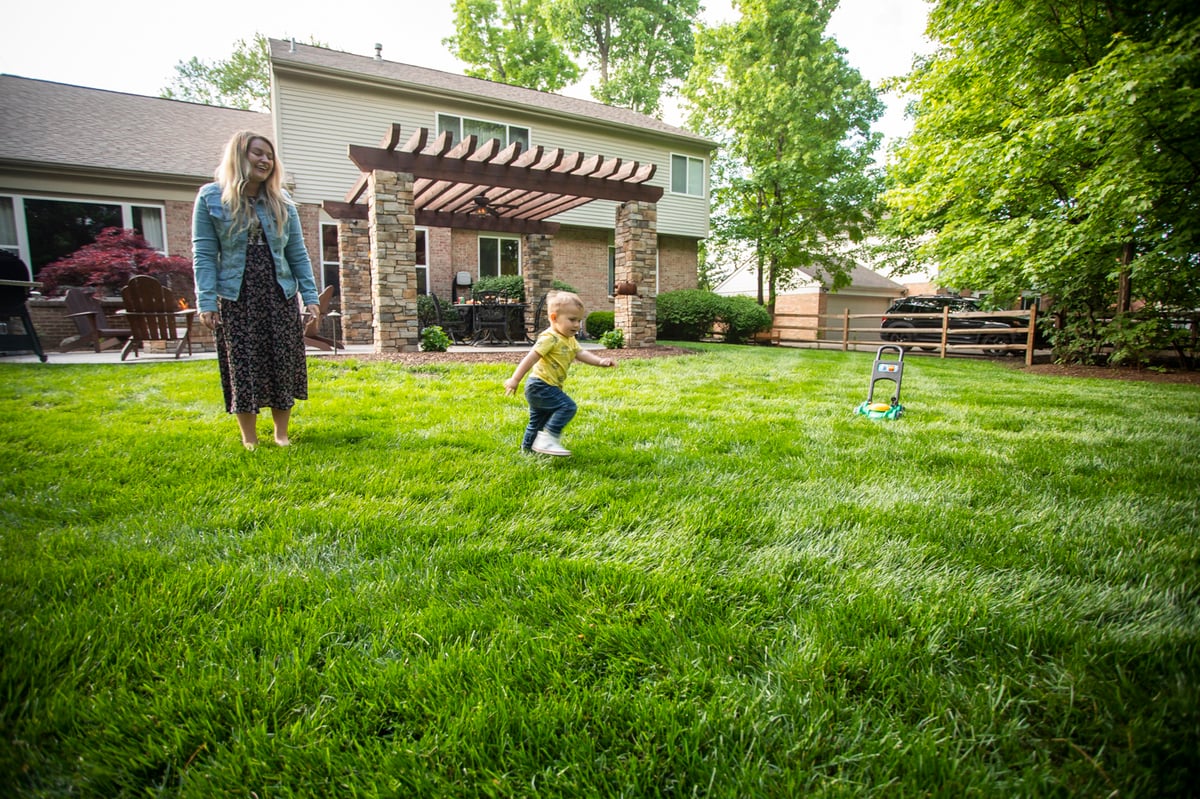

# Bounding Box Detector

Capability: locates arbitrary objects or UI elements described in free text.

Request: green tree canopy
[548,0,699,116]
[161,33,323,112]
[884,0,1200,364]
[684,0,884,305]
[443,0,582,92]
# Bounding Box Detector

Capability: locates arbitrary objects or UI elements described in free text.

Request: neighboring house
[0,74,270,277]
[714,263,903,342]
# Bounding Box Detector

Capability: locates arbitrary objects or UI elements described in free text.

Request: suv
[881,295,1023,356]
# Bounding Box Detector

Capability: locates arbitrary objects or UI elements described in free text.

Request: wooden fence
[765,305,1042,366]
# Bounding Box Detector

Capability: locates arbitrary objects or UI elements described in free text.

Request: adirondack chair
[303,285,335,350]
[0,251,47,362]
[117,275,196,361]
[61,288,132,352]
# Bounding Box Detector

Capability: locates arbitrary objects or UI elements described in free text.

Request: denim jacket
[191,182,319,313]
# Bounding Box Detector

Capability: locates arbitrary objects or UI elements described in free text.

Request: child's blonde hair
[547,290,585,316]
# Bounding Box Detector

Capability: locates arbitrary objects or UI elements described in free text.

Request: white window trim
[2,193,169,264]
[435,113,531,149]
[477,234,522,279]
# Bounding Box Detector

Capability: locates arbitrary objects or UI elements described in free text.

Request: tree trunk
[1116,241,1134,314]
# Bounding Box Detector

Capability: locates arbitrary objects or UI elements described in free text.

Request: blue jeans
[522,377,577,450]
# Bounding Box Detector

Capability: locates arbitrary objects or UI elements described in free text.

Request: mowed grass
[1,344,1197,797]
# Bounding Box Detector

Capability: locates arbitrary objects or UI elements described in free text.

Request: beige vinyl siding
[273,77,710,239]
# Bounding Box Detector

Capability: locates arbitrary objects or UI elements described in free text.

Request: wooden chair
[0,251,47,362]
[61,288,132,353]
[304,285,336,350]
[117,275,196,361]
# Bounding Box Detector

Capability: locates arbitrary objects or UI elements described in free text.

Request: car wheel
[981,334,1009,357]
[886,322,915,349]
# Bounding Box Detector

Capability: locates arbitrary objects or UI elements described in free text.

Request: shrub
[599,328,625,349]
[36,227,193,297]
[720,294,773,344]
[417,294,437,328]
[586,311,615,338]
[420,325,451,352]
[472,275,524,301]
[656,289,725,341]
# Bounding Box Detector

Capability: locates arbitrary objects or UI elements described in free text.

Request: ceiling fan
[470,194,516,217]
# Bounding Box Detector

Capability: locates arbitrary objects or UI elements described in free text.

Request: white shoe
[531,431,571,456]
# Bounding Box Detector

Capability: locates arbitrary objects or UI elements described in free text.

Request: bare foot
[242,439,258,451]
[274,435,291,447]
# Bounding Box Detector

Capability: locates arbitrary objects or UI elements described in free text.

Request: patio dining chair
[431,293,471,344]
[117,275,196,360]
[472,296,512,346]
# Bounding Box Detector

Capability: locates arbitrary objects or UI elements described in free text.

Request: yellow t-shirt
[530,329,580,387]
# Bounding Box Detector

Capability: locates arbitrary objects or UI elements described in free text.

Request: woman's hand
[200,311,219,330]
[304,304,321,324]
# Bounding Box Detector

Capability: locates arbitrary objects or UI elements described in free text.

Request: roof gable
[268,39,713,150]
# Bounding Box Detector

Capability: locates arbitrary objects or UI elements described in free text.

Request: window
[0,197,19,257]
[5,195,168,274]
[671,154,705,197]
[320,223,340,296]
[415,228,429,294]
[478,236,520,278]
[437,113,530,150]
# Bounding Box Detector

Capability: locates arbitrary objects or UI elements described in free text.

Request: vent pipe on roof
[375,43,383,60]
[290,37,296,52]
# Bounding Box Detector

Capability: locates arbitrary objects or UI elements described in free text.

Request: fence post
[1025,304,1038,366]
[940,306,950,358]
[842,309,850,351]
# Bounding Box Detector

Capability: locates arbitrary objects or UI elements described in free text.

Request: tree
[36,228,193,297]
[683,0,884,308]
[548,0,699,116]
[443,0,582,92]
[884,1,1200,365]
[161,33,323,111]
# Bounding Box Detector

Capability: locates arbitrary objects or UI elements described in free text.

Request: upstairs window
[438,114,530,150]
[671,154,705,197]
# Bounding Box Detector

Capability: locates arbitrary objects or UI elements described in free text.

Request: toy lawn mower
[856,345,905,420]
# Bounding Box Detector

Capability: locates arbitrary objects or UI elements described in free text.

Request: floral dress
[214,214,307,414]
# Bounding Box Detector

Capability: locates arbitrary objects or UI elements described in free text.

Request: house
[1,41,715,350]
[713,262,903,343]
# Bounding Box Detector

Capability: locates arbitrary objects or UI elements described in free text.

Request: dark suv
[881,295,1023,356]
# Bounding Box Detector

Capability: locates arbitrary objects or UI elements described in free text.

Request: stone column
[368,170,419,352]
[614,200,658,347]
[522,233,555,332]
[337,220,373,345]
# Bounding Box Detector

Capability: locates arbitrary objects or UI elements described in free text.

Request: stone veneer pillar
[522,233,555,332]
[368,170,419,352]
[337,220,373,345]
[614,200,658,347]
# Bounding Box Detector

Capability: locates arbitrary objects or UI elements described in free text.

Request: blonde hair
[547,290,585,316]
[214,130,291,233]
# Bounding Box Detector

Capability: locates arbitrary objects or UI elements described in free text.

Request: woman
[192,131,321,450]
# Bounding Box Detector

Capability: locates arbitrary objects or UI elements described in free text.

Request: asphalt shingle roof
[0,74,271,180]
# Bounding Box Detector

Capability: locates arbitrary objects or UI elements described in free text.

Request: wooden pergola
[323,124,663,234]
[322,125,664,352]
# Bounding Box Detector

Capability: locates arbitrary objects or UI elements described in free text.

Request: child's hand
[601,357,616,368]
[504,377,519,395]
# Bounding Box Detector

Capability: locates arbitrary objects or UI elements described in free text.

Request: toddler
[504,291,616,456]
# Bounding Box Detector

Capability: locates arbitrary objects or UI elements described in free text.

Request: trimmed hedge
[656,289,771,343]
[586,311,615,338]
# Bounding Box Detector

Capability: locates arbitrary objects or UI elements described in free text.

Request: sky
[4,0,931,146]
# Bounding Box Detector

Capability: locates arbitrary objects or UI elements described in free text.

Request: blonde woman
[192,131,321,450]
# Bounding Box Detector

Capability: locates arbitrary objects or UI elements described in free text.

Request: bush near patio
[1,346,1196,797]
[35,227,194,297]
[656,289,772,343]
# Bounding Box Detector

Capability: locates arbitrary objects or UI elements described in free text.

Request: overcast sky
[4,0,930,146]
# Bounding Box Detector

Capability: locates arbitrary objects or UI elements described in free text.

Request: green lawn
[1,344,1197,797]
